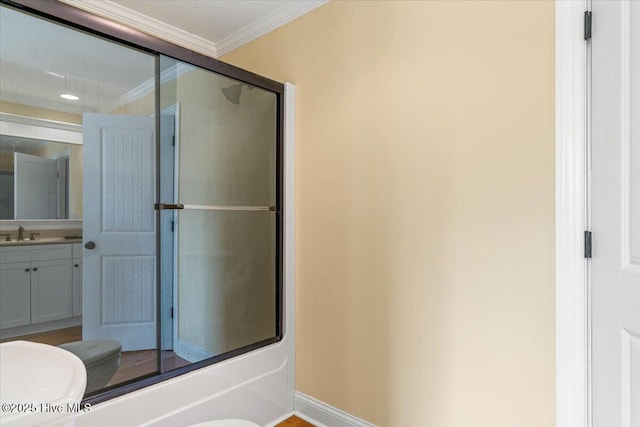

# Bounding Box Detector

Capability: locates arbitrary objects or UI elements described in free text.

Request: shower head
[222,84,242,105]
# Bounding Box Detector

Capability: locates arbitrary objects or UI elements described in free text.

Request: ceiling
[62,0,328,57]
[112,0,308,46]
[0,5,158,115]
[0,0,326,118]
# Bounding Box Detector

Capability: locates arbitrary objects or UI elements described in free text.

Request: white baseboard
[175,337,213,363]
[293,392,376,427]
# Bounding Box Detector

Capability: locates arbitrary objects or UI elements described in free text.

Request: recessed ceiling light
[60,94,79,101]
[46,71,65,78]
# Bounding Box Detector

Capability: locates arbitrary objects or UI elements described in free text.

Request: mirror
[0,2,156,224]
[0,136,82,220]
[0,2,282,404]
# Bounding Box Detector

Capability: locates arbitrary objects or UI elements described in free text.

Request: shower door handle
[154,203,184,210]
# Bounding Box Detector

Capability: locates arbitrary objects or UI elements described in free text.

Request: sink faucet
[17,225,24,241]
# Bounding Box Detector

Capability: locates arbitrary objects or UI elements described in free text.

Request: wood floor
[276,416,315,427]
[0,325,82,345]
[110,348,191,385]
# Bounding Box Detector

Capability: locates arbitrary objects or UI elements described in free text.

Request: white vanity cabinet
[0,262,31,329]
[0,244,78,330]
[30,259,72,323]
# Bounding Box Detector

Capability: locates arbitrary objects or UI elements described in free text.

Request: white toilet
[58,340,122,393]
[189,420,260,427]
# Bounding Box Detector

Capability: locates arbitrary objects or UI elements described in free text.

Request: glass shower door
[158,56,279,369]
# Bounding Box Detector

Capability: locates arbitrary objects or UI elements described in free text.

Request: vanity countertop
[0,237,82,247]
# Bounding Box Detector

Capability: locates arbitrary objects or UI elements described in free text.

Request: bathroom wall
[0,153,11,170]
[0,100,83,124]
[222,1,555,426]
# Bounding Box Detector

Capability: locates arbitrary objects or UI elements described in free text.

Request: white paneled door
[82,114,156,351]
[14,152,58,219]
[591,1,640,426]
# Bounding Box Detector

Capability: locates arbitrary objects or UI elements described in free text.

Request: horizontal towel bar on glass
[155,203,277,211]
[156,203,276,211]
[183,204,276,211]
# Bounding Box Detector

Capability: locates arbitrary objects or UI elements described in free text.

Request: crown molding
[0,112,83,144]
[216,0,329,57]
[105,62,195,113]
[58,0,219,58]
[0,113,82,133]
[58,0,328,59]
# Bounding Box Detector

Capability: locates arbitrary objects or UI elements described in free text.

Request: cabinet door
[0,262,31,329]
[72,259,82,317]
[31,259,72,323]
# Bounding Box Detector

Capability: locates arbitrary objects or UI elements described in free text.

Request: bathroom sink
[0,237,80,246]
[0,341,87,426]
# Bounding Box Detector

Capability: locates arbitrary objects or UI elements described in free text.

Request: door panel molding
[621,330,640,426]
[621,0,640,268]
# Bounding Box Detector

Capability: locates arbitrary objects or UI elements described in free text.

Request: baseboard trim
[293,392,376,427]
[174,337,213,363]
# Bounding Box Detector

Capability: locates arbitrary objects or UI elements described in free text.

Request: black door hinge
[584,230,592,259]
[172,135,175,146]
[171,220,174,232]
[584,11,592,40]
[171,307,174,319]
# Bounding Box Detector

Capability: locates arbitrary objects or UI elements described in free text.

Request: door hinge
[584,11,592,40]
[170,307,174,319]
[172,134,175,147]
[171,220,174,232]
[584,230,592,259]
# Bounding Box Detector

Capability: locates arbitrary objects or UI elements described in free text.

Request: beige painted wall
[0,100,82,124]
[0,153,12,170]
[222,1,555,426]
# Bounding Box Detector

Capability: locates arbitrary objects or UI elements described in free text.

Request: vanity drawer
[0,244,72,263]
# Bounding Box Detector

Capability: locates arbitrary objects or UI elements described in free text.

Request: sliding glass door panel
[167,209,276,366]
[159,55,277,208]
[159,55,280,371]
[2,0,283,404]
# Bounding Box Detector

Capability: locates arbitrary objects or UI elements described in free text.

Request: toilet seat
[58,340,121,368]
[57,340,122,393]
